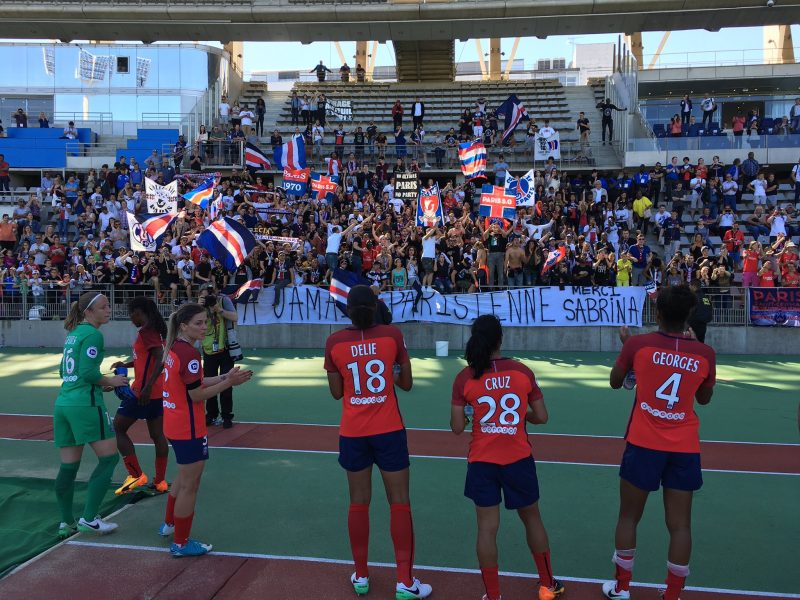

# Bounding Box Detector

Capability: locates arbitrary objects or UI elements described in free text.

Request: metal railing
[641,48,800,71]
[0,282,758,326]
[159,141,244,170]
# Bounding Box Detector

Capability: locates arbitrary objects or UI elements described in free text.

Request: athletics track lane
[1,542,796,600]
[1,415,797,475]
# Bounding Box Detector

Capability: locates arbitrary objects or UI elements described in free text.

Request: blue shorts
[116,396,163,421]
[465,456,540,510]
[169,436,209,465]
[338,429,410,473]
[619,442,703,492]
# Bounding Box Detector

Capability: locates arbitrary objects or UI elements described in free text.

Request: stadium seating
[0,127,96,168]
[116,129,180,166]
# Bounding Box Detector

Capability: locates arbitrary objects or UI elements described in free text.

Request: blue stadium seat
[761,118,774,130]
[653,123,666,137]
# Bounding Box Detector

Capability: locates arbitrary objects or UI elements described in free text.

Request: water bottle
[114,366,129,392]
[623,370,637,390]
[464,404,475,425]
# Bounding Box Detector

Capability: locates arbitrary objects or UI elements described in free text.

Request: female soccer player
[158,303,252,557]
[55,291,128,537]
[112,297,169,495]
[604,284,716,600]
[324,285,432,600]
[451,315,564,600]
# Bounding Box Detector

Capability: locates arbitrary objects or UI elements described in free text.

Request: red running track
[1,414,797,475]
[0,543,794,600]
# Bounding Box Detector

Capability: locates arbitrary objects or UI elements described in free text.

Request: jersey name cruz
[485,375,511,391]
[651,352,700,372]
[350,342,377,357]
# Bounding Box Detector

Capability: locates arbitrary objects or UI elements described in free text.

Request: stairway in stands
[235,82,287,141]
[561,85,622,170]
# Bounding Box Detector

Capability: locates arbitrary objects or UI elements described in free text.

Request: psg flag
[197,217,258,271]
[273,135,306,170]
[126,212,176,252]
[329,268,372,316]
[416,184,445,227]
[495,94,529,145]
[245,142,272,172]
[311,173,340,203]
[541,246,567,274]
[479,185,517,222]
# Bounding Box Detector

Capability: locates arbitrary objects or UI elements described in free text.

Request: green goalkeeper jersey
[56,322,105,407]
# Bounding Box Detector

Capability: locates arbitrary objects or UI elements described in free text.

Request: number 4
[655,373,682,410]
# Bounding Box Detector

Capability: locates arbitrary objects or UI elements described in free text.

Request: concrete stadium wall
[0,320,797,355]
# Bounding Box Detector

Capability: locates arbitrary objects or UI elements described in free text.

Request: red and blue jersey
[452,358,543,465]
[162,340,205,441]
[615,332,716,453]
[131,326,164,400]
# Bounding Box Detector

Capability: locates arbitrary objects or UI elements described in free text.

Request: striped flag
[183,176,216,209]
[541,246,567,274]
[458,141,487,181]
[495,94,529,145]
[231,278,263,302]
[126,212,176,252]
[329,268,371,316]
[273,135,306,170]
[196,217,258,271]
[245,142,272,172]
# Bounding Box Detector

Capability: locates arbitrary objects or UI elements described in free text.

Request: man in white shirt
[748,173,768,206]
[219,96,230,126]
[97,206,113,232]
[721,174,738,211]
[538,120,556,139]
[412,97,425,130]
[177,254,195,301]
[590,181,608,205]
[688,175,706,216]
[240,108,255,136]
[767,207,787,240]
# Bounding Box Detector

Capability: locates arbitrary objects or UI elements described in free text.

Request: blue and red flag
[495,94,529,145]
[311,173,340,203]
[458,141,487,181]
[329,268,372,316]
[273,135,306,170]
[541,246,567,274]
[125,212,176,252]
[197,217,258,271]
[245,142,272,172]
[479,184,517,223]
[183,176,216,209]
[416,183,445,227]
[230,278,263,303]
[283,167,311,197]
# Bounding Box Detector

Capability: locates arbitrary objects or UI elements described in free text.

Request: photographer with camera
[198,289,240,429]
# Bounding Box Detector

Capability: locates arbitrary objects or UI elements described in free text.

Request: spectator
[310,60,332,82]
[790,98,800,133]
[392,99,404,130]
[255,97,266,137]
[700,95,716,131]
[731,112,745,148]
[299,94,311,126]
[411,97,425,130]
[355,63,366,83]
[38,112,50,128]
[595,97,626,145]
[195,125,209,162]
[628,232,651,285]
[669,115,682,137]
[290,91,301,126]
[339,62,351,82]
[316,94,327,126]
[12,108,28,128]
[173,135,187,173]
[679,95,692,127]
[239,106,255,137]
[219,95,230,126]
[0,154,9,192]
[63,121,78,140]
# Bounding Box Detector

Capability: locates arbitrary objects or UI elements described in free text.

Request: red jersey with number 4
[324,325,409,437]
[132,326,164,400]
[615,332,716,453]
[452,358,543,465]
[162,340,206,441]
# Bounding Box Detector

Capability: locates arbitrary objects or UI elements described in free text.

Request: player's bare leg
[518,502,563,599]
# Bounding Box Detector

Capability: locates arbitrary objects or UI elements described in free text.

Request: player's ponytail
[465,314,503,379]
[129,296,167,337]
[656,284,698,332]
[349,306,375,330]
[164,302,205,357]
[64,291,105,331]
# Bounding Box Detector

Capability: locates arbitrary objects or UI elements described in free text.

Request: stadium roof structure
[1,0,799,42]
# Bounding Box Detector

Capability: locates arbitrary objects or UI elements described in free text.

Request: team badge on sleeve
[86,347,98,359]
[188,360,200,374]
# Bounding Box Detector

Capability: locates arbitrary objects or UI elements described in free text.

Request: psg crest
[131,222,155,250]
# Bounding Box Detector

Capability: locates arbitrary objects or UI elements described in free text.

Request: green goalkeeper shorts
[53,404,114,448]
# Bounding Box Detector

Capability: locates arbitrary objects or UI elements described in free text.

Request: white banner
[328,99,353,122]
[237,285,645,327]
[145,179,178,214]
[534,131,560,160]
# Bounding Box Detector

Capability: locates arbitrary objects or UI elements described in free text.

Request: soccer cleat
[159,522,175,536]
[58,522,77,539]
[151,480,169,494]
[539,579,565,600]
[602,581,631,599]
[170,539,212,557]
[222,418,233,429]
[77,516,118,534]
[351,572,370,596]
[212,417,224,427]
[115,473,148,495]
[396,578,432,600]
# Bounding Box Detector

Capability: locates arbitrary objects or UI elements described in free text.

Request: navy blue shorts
[339,429,410,473]
[169,436,209,465]
[116,396,163,421]
[619,442,702,492]
[465,456,540,510]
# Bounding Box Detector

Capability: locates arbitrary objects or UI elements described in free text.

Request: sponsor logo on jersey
[350,395,388,405]
[640,401,685,421]
[86,346,98,359]
[163,400,177,409]
[188,359,200,374]
[480,425,518,435]
[62,375,78,383]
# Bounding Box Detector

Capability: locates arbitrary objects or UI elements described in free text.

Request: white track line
[2,413,798,447]
[2,437,797,476]
[63,540,800,599]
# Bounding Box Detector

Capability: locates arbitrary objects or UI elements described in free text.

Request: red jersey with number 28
[615,332,716,453]
[162,340,205,441]
[132,326,164,400]
[324,325,409,438]
[452,358,543,465]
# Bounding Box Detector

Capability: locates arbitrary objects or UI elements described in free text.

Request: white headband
[84,293,103,311]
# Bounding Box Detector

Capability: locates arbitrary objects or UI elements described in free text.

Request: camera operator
[198,288,239,429]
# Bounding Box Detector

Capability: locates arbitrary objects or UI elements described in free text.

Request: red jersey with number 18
[452,358,543,465]
[615,332,716,453]
[162,339,206,441]
[131,326,164,400]
[324,325,409,437]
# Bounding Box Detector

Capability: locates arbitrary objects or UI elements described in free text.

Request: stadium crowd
[1,143,799,314]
